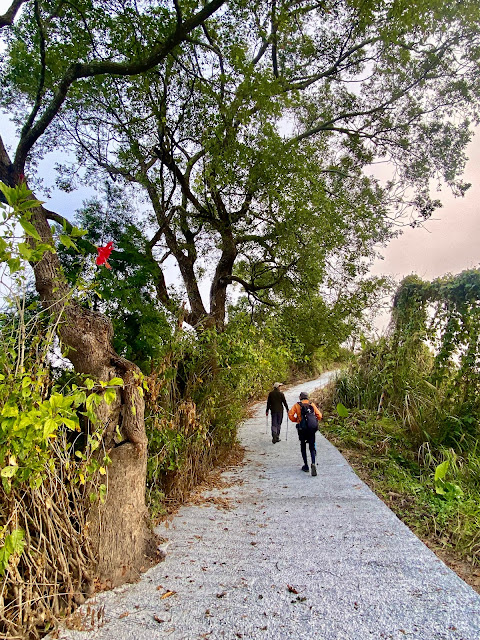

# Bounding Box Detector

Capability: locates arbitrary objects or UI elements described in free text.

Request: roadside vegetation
[312,272,480,593]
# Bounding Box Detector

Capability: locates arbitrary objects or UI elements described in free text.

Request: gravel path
[54,373,480,640]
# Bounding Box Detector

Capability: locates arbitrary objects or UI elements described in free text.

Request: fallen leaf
[287,584,299,594]
[216,591,227,598]
[153,615,164,623]
[160,590,176,599]
[119,612,129,619]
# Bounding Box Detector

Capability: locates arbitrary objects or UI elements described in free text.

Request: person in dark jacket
[266,382,289,443]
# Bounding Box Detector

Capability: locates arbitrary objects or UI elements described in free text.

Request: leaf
[62,417,78,431]
[59,234,77,250]
[1,404,19,417]
[17,242,32,260]
[336,403,349,418]
[108,377,124,387]
[1,466,18,478]
[160,590,176,599]
[19,218,41,240]
[434,460,449,482]
[287,584,298,594]
[70,226,87,237]
[9,529,25,555]
[7,257,21,273]
[43,418,57,439]
[104,389,117,405]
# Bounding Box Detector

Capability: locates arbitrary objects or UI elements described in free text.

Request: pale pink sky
[368,131,480,332]
[371,133,480,282]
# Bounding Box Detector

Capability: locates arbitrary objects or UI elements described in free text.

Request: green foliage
[434,460,464,499]
[9,0,477,334]
[0,182,117,494]
[336,403,349,418]
[0,528,25,577]
[323,269,480,567]
[334,270,480,448]
[144,314,300,508]
[0,369,83,492]
[58,184,173,372]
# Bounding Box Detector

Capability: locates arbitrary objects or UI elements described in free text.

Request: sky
[368,130,480,331]
[371,133,480,282]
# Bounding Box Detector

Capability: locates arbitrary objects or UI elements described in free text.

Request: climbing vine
[335,270,480,447]
[393,271,480,417]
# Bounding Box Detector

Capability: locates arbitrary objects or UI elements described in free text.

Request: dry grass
[0,440,98,639]
[158,443,245,520]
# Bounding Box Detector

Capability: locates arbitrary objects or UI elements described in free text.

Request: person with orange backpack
[288,391,322,476]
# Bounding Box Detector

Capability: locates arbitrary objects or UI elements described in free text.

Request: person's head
[299,391,309,400]
[273,382,282,389]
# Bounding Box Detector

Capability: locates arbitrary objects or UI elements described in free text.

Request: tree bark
[36,206,156,585]
[32,206,156,585]
[210,230,238,331]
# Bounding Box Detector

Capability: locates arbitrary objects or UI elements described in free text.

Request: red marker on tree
[96,241,113,269]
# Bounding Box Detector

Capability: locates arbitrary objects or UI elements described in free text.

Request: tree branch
[0,0,26,28]
[14,0,227,172]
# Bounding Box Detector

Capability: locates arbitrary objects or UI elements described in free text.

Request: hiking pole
[265,414,268,435]
[286,416,289,441]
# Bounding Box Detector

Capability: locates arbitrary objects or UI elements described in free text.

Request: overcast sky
[371,132,480,282]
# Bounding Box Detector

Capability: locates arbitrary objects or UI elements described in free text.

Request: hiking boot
[301,464,309,472]
[272,436,276,444]
[275,435,280,443]
[311,464,317,477]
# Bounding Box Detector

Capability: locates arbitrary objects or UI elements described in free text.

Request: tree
[0,0,227,586]
[39,0,480,331]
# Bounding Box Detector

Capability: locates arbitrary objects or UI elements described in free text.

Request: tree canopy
[2,1,480,335]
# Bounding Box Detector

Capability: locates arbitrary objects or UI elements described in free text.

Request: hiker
[288,391,322,476]
[266,382,289,444]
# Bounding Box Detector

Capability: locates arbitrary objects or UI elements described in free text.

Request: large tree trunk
[0,143,157,585]
[31,203,156,586]
[210,232,238,331]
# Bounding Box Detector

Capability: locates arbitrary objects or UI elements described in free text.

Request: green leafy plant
[336,403,349,418]
[434,460,464,499]
[0,528,25,576]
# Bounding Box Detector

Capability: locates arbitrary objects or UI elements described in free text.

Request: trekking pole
[265,414,268,435]
[286,416,289,441]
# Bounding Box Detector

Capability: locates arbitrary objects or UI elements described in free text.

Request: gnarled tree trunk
[0,140,157,585]
[31,202,156,586]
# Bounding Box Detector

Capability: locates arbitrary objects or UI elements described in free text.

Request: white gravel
[52,373,480,640]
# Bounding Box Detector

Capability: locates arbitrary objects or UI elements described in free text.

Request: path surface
[55,374,480,640]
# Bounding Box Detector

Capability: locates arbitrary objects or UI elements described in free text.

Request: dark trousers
[271,411,283,436]
[298,429,316,465]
